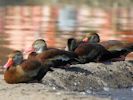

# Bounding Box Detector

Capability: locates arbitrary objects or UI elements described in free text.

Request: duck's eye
[13,55,23,64]
[34,44,38,48]
[13,53,22,59]
[36,47,40,51]
[12,56,16,59]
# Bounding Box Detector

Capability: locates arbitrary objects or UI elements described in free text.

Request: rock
[42,61,133,91]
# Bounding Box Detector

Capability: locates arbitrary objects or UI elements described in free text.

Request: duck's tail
[100,44,133,61]
[124,44,133,52]
[108,45,133,60]
[115,44,133,56]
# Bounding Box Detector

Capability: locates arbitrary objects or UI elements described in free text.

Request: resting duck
[66,38,133,63]
[82,32,133,51]
[82,32,133,61]
[26,39,81,69]
[3,50,48,84]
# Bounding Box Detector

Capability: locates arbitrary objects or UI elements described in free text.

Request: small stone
[86,89,92,94]
[80,92,86,95]
[74,82,77,86]
[103,87,110,92]
[52,87,56,90]
[56,92,61,95]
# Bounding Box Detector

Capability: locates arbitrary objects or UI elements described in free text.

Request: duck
[82,32,133,61]
[82,32,133,51]
[3,50,48,84]
[26,39,81,69]
[66,38,133,63]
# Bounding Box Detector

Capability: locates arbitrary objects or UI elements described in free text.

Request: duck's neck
[88,35,100,43]
[68,39,78,51]
[14,60,23,67]
[36,46,47,54]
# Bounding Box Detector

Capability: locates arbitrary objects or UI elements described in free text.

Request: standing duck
[3,50,48,84]
[66,38,133,63]
[26,39,81,69]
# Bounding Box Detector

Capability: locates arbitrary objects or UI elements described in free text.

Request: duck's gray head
[32,39,47,54]
[83,32,100,43]
[3,50,23,69]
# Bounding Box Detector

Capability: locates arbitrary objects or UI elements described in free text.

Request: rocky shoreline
[0,61,133,100]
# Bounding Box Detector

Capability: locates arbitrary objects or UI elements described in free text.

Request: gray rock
[42,61,133,92]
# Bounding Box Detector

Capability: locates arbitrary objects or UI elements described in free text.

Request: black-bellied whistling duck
[82,32,133,51]
[66,38,133,63]
[26,39,81,69]
[82,32,133,61]
[3,50,48,84]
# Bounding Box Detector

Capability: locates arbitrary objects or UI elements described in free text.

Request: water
[89,88,133,100]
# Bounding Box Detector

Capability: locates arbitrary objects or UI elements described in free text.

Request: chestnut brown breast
[4,50,48,84]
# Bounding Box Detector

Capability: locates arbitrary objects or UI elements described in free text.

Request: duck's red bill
[82,37,88,42]
[3,58,13,69]
[23,47,35,54]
